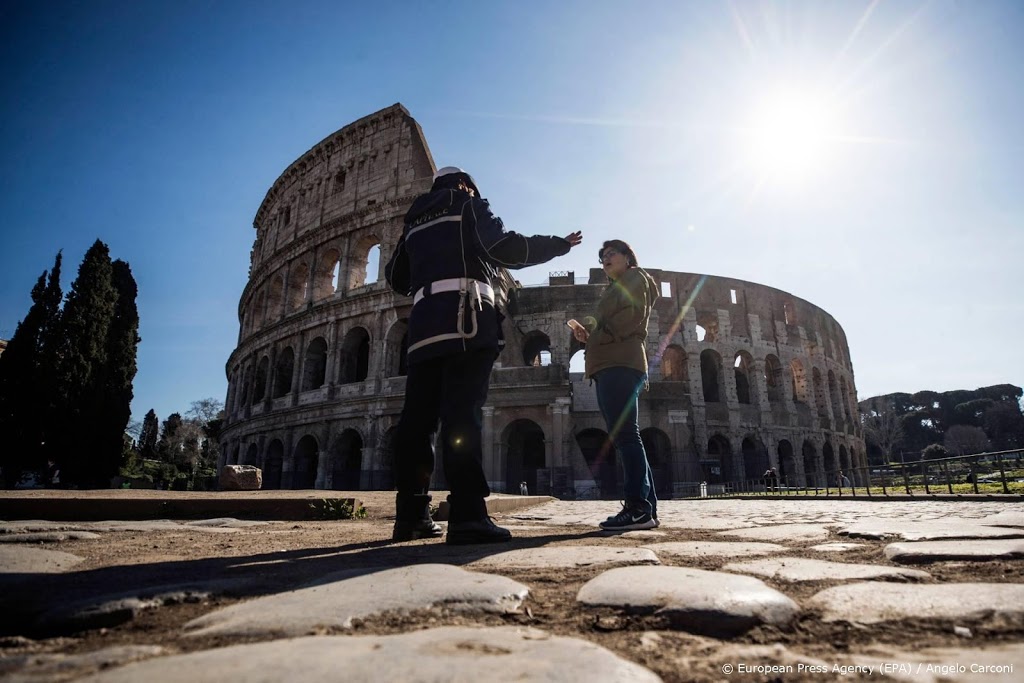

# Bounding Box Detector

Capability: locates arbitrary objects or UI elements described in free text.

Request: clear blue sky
[2,0,1022,425]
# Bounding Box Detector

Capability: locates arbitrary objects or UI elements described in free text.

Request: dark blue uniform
[385,182,570,522]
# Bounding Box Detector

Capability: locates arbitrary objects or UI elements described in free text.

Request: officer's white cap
[433,166,468,182]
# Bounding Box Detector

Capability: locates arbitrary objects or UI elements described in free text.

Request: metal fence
[675,448,1024,499]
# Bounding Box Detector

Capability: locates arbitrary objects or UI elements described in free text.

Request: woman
[573,239,660,530]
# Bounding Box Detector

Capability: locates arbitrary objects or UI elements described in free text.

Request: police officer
[385,166,582,544]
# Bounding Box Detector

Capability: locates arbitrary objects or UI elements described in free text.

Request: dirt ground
[2,499,1023,682]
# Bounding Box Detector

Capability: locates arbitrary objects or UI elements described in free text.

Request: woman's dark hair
[598,239,638,268]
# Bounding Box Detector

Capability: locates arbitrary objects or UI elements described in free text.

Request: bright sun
[743,88,839,185]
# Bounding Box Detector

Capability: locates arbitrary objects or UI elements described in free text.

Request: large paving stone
[722,557,930,582]
[642,541,788,559]
[0,546,84,574]
[576,566,799,637]
[839,519,1024,541]
[885,539,1024,564]
[844,643,1024,682]
[0,644,165,681]
[470,545,658,569]
[0,531,100,543]
[716,523,835,542]
[808,542,865,552]
[81,627,662,683]
[184,564,529,638]
[978,510,1024,529]
[809,582,1024,625]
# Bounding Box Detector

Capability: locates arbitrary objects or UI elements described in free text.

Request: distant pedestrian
[837,470,851,487]
[763,467,778,491]
[385,166,582,544]
[572,239,660,531]
[519,481,528,496]
[46,459,61,488]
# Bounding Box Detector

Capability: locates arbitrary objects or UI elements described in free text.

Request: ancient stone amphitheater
[220,104,866,497]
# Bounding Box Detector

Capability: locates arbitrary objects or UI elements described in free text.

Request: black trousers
[394,348,494,520]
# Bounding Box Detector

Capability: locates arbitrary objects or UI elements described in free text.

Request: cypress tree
[0,252,63,485]
[139,409,159,460]
[56,241,118,487]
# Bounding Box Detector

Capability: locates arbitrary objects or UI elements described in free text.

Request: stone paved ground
[1,498,1023,682]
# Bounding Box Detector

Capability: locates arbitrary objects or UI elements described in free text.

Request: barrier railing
[674,449,1024,499]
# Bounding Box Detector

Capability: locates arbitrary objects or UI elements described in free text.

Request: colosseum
[219,103,867,497]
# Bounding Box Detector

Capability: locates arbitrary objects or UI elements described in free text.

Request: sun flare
[743,88,840,185]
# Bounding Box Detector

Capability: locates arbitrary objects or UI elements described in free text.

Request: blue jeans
[593,366,657,517]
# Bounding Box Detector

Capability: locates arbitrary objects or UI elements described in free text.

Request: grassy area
[729,480,1024,497]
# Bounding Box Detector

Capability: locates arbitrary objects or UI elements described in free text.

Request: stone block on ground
[576,566,799,637]
[184,564,529,638]
[470,546,659,570]
[219,465,262,491]
[715,523,836,542]
[809,582,1024,625]
[884,539,1024,564]
[722,557,930,582]
[81,627,662,683]
[0,546,84,574]
[641,541,788,559]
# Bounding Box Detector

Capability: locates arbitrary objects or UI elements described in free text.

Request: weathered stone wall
[221,105,866,496]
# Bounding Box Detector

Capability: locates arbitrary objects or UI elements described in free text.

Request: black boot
[445,496,512,545]
[392,493,443,541]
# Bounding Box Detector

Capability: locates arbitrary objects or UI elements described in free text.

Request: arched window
[662,344,688,381]
[696,311,718,342]
[522,332,552,367]
[273,347,295,398]
[385,320,409,377]
[734,351,755,404]
[263,440,284,489]
[764,354,783,403]
[332,168,346,195]
[331,429,363,490]
[503,420,546,495]
[288,262,310,311]
[705,435,733,483]
[292,435,319,489]
[348,236,381,290]
[302,337,328,390]
[338,327,371,384]
[840,377,853,422]
[250,290,265,333]
[700,349,723,403]
[790,360,809,404]
[802,440,820,487]
[253,356,269,402]
[266,275,284,324]
[315,248,341,301]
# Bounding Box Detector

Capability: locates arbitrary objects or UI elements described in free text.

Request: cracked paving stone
[809,582,1024,625]
[0,546,84,574]
[808,542,866,552]
[470,545,658,569]
[722,557,930,582]
[838,519,1024,541]
[576,566,799,638]
[183,564,529,638]
[0,531,101,543]
[715,523,836,542]
[81,627,662,683]
[844,642,1024,682]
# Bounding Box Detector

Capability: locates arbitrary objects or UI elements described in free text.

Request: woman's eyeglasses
[600,249,621,263]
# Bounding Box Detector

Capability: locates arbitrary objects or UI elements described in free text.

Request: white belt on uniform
[413,278,494,307]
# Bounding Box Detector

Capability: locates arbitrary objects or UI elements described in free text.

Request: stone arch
[828,370,843,423]
[372,427,397,490]
[695,311,719,342]
[229,444,240,466]
[576,428,617,498]
[640,427,673,498]
[568,348,586,374]
[503,419,546,494]
[777,439,796,484]
[764,354,783,403]
[742,436,769,481]
[840,376,853,422]
[253,356,269,402]
[522,332,552,367]
[250,290,265,333]
[338,327,371,384]
[813,367,828,419]
[273,346,295,398]
[243,443,258,467]
[662,344,688,382]
[734,351,756,404]
[266,274,284,324]
[239,365,253,410]
[288,261,310,311]
[384,319,409,377]
[705,434,733,484]
[264,439,284,490]
[802,440,820,487]
[840,444,852,472]
[292,435,319,489]
[790,360,809,404]
[302,336,329,390]
[348,235,381,290]
[823,441,836,477]
[330,429,363,489]
[315,247,342,301]
[700,349,724,403]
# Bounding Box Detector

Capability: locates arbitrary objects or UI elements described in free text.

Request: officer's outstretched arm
[471,199,570,269]
[384,236,412,296]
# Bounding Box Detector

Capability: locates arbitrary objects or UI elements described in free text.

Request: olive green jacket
[581,267,660,377]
